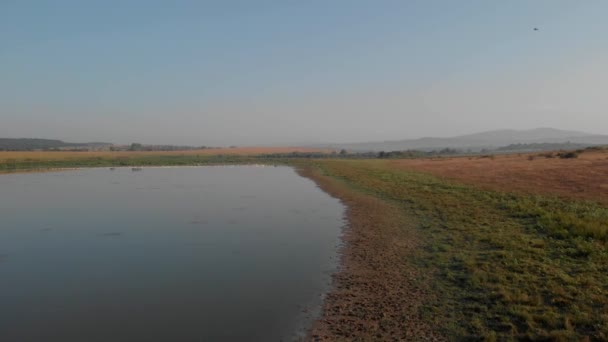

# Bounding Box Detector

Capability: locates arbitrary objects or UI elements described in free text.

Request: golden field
[0,146,325,162]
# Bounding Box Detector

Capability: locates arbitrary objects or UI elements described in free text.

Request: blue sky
[1,1,607,145]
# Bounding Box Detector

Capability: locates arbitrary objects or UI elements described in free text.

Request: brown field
[390,149,608,205]
[0,146,326,162]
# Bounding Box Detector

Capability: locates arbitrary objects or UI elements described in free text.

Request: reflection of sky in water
[0,166,344,341]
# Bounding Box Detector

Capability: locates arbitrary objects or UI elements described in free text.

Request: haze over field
[2,1,608,145]
[2,3,608,340]
[323,128,608,152]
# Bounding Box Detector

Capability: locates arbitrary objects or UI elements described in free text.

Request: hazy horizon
[2,1,608,146]
[0,126,604,147]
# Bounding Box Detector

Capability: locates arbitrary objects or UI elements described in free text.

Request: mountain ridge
[319,128,608,152]
[0,138,111,151]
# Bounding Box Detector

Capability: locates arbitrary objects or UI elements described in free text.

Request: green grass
[310,159,608,341]
[0,154,271,171]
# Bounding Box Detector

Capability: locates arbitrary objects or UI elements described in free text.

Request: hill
[0,138,111,151]
[324,128,608,152]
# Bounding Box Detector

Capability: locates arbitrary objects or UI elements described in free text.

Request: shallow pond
[0,166,344,341]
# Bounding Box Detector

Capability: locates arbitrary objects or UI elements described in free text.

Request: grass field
[2,149,607,340]
[308,159,608,340]
[0,147,323,171]
[0,147,324,162]
[391,149,608,205]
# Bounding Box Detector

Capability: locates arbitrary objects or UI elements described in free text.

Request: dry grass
[390,149,608,205]
[0,146,325,162]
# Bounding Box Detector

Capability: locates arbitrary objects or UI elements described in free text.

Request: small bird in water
[534,27,539,31]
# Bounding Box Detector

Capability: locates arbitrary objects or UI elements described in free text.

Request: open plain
[391,149,608,205]
[1,148,607,340]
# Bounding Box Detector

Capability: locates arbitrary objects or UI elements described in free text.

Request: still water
[0,166,344,341]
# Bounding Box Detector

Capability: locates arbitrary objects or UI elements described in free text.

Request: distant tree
[129,143,143,151]
[339,149,347,156]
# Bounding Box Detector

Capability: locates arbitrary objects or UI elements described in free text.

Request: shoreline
[296,165,444,341]
[0,163,281,175]
[0,167,82,175]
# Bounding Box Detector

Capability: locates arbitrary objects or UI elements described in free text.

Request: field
[391,149,608,205]
[0,146,324,162]
[304,157,608,340]
[2,148,607,340]
[0,147,323,171]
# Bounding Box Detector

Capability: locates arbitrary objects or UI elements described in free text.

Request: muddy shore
[297,166,444,341]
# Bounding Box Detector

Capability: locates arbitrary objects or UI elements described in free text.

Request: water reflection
[0,166,344,341]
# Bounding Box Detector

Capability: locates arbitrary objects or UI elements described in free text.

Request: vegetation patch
[558,151,579,159]
[0,154,264,171]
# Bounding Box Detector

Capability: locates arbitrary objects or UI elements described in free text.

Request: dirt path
[298,166,445,341]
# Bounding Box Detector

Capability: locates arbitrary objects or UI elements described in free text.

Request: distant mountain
[0,138,111,151]
[323,128,608,152]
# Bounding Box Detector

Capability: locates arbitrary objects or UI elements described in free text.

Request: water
[0,166,344,341]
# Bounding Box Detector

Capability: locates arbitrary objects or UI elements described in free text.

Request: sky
[1,0,608,146]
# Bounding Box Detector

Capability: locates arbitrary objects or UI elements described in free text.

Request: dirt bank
[297,166,444,341]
